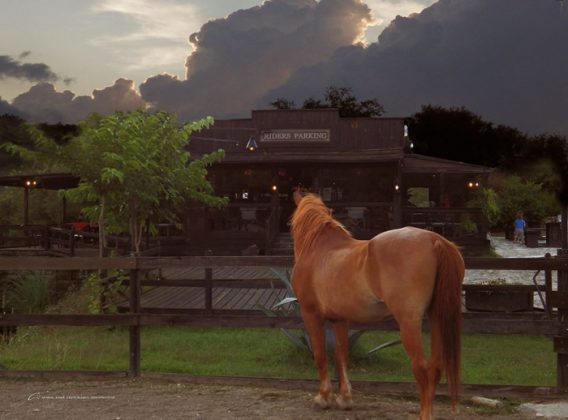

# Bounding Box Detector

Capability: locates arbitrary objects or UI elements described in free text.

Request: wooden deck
[119,265,291,314]
[132,287,288,313]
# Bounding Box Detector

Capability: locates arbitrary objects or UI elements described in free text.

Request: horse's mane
[290,193,351,258]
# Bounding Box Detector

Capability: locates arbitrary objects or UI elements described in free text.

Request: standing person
[513,211,527,244]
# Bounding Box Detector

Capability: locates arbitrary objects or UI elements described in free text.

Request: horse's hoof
[336,395,353,410]
[313,394,333,409]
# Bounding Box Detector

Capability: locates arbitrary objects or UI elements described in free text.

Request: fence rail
[1,254,568,388]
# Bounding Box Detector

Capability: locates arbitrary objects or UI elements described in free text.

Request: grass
[0,326,556,386]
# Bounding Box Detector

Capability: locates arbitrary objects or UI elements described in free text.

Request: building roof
[402,154,493,174]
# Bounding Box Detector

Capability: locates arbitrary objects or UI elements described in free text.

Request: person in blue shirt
[513,211,527,244]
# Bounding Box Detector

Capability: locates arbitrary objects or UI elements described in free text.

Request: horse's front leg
[332,320,353,409]
[303,314,333,408]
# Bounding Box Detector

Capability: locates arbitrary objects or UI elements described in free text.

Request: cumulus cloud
[0,54,60,83]
[364,0,436,40]
[0,97,26,118]
[140,0,373,120]
[91,0,201,72]
[11,79,146,124]
[263,0,568,136]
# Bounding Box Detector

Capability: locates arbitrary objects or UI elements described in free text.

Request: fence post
[69,229,75,257]
[545,253,553,318]
[129,268,141,377]
[555,222,568,388]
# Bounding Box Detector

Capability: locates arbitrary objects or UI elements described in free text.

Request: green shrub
[493,175,559,230]
[3,271,54,313]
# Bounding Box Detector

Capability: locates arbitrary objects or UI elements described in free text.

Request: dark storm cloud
[11,79,146,124]
[0,54,59,83]
[140,0,373,120]
[0,97,26,118]
[263,0,568,136]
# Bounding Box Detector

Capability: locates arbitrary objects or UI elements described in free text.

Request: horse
[290,191,464,420]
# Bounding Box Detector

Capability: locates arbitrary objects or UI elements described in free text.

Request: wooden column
[393,161,403,228]
[129,268,141,377]
[438,173,446,208]
[23,188,29,226]
[61,195,67,225]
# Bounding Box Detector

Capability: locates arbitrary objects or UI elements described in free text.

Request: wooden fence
[2,254,568,391]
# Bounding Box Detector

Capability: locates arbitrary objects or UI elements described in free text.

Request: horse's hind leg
[332,320,353,409]
[303,314,333,408]
[399,319,432,420]
[427,314,443,412]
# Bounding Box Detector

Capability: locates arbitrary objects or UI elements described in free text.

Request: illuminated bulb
[271,185,278,192]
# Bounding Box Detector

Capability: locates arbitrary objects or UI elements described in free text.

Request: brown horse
[290,192,464,420]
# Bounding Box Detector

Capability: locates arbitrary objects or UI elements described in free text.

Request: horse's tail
[431,237,464,408]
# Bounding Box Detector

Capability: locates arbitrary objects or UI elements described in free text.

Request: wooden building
[186,109,491,255]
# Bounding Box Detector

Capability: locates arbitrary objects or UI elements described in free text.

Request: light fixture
[271,185,278,192]
[246,137,258,152]
[24,180,37,188]
[394,177,400,192]
[467,181,480,189]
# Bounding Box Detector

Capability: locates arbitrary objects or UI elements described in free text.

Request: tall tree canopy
[4,110,227,255]
[270,86,384,118]
[407,105,528,167]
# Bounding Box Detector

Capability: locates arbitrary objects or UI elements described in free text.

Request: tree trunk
[129,217,143,256]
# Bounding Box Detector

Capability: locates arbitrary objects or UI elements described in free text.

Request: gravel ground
[0,378,545,420]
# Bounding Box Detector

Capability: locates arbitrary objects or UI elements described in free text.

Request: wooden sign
[259,129,330,144]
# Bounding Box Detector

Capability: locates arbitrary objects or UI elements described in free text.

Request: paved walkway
[464,234,559,286]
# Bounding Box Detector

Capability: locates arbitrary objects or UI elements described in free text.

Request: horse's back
[366,227,445,315]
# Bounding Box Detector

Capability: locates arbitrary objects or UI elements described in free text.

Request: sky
[1,0,567,136]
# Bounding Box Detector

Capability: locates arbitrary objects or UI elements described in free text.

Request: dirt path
[0,378,535,419]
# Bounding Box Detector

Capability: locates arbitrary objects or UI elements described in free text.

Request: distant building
[186,108,491,255]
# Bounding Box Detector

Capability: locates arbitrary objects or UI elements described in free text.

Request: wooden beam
[135,255,294,269]
[0,314,137,326]
[1,255,568,271]
[0,257,136,270]
[134,278,287,289]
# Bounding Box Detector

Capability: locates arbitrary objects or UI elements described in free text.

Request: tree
[323,86,384,118]
[270,86,385,117]
[407,105,527,167]
[269,98,295,110]
[490,174,560,230]
[302,97,324,109]
[5,110,228,256]
[0,115,35,175]
[68,111,228,255]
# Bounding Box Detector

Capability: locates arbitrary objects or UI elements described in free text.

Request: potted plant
[463,278,535,312]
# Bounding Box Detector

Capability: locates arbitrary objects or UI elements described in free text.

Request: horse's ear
[293,190,303,206]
